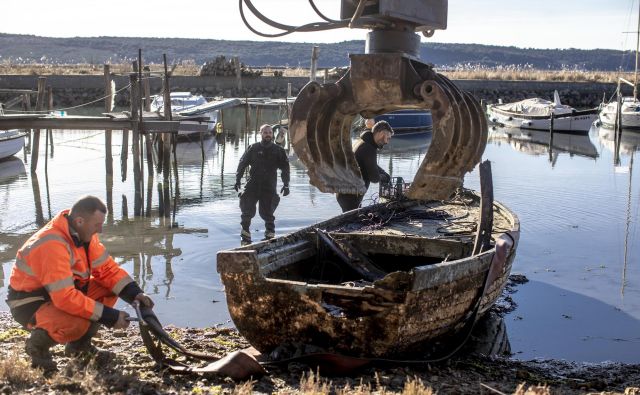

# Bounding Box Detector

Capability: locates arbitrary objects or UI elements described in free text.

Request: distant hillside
[0,33,634,71]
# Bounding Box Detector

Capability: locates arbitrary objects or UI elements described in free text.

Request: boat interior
[246,197,514,287]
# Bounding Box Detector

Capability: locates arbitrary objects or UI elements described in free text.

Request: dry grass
[0,61,627,82]
[441,68,623,83]
[513,383,551,395]
[0,352,42,387]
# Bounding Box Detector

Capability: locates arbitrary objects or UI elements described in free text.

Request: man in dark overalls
[336,120,393,212]
[235,124,290,245]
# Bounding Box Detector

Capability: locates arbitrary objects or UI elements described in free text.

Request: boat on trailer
[487,91,598,133]
[217,189,519,358]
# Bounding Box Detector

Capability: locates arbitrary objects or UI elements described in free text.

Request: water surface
[0,108,638,363]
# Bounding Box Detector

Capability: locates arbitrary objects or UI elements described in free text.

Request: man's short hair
[372,120,394,136]
[70,195,107,219]
[260,124,273,133]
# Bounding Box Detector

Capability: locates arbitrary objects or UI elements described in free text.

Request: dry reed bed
[0,63,628,82]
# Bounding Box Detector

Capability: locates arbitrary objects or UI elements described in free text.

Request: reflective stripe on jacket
[8,209,133,322]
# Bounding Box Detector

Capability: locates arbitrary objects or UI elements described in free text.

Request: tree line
[0,33,634,71]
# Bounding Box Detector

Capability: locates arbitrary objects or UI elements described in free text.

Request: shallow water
[0,107,638,363]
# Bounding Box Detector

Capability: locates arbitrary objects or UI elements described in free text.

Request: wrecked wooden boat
[218,2,520,359]
[217,188,519,358]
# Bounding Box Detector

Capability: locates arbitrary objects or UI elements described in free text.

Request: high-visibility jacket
[7,209,141,327]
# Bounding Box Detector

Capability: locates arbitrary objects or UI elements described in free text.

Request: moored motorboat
[487,91,598,133]
[150,92,219,138]
[217,189,519,358]
[0,129,27,160]
[375,109,432,137]
[598,97,640,131]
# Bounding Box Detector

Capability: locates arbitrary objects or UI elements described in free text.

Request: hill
[0,33,634,71]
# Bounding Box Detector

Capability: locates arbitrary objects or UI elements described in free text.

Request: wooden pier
[0,50,293,219]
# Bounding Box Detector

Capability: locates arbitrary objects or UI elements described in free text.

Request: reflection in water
[597,126,639,295]
[0,157,27,287]
[597,126,640,158]
[488,126,598,166]
[464,311,511,357]
[1,107,639,363]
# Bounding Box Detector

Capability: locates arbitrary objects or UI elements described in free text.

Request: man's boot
[65,322,102,356]
[25,328,58,372]
[240,229,252,246]
[263,230,275,241]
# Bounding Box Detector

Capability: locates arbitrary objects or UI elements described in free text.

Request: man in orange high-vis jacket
[5,195,154,371]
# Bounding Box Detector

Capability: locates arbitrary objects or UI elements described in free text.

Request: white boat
[598,2,640,131]
[487,91,598,133]
[0,129,27,160]
[150,92,218,137]
[599,98,640,130]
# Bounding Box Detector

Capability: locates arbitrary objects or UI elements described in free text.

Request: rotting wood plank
[0,116,205,132]
[316,228,386,282]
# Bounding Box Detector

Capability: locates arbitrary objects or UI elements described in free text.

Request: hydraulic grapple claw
[290,53,487,201]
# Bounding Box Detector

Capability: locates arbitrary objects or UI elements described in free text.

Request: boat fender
[216,122,223,134]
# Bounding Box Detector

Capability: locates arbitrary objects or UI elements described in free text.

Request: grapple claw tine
[290,79,366,195]
[290,53,487,202]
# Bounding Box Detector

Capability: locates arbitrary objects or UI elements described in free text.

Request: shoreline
[1,311,639,394]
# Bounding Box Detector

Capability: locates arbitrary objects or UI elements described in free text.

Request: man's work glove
[134,293,154,309]
[379,171,391,185]
[280,185,290,196]
[234,181,241,192]
[113,311,131,329]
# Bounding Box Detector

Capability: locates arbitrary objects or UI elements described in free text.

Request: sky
[1,0,638,50]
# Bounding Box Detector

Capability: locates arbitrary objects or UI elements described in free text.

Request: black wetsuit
[236,140,290,235]
[336,130,390,212]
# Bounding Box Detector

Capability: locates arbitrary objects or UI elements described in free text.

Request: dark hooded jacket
[236,140,290,193]
[353,130,386,189]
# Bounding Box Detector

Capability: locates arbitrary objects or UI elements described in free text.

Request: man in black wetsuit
[235,124,290,245]
[336,120,393,212]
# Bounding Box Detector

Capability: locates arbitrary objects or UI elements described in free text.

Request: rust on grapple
[291,54,487,200]
[289,0,487,200]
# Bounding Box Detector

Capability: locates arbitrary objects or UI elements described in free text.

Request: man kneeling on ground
[5,195,153,371]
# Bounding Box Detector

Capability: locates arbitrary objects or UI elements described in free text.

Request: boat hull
[217,192,519,357]
[0,130,26,160]
[375,109,433,136]
[487,106,597,133]
[598,105,640,130]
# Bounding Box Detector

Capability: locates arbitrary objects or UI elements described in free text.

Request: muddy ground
[1,308,639,395]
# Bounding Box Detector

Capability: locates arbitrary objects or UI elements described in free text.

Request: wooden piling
[285,95,291,152]
[548,112,555,163]
[287,83,292,98]
[104,64,113,175]
[105,173,114,224]
[31,173,45,226]
[234,56,242,91]
[130,73,143,217]
[21,94,32,147]
[613,91,623,165]
[45,86,53,173]
[254,106,261,142]
[121,128,129,182]
[43,98,53,220]
[142,66,154,181]
[31,77,47,173]
[136,56,147,212]
[162,54,173,218]
[310,46,319,82]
